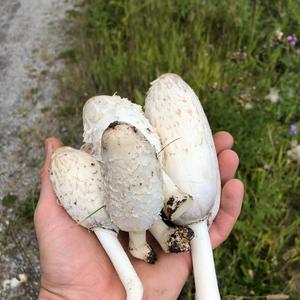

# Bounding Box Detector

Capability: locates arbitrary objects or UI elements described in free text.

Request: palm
[35,203,124,299]
[35,132,243,299]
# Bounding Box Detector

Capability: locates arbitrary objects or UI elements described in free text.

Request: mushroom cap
[145,74,221,225]
[50,146,116,231]
[82,95,162,160]
[101,122,163,232]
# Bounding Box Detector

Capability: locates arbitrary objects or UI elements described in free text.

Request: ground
[0,0,72,298]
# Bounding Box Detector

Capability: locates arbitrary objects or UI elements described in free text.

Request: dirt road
[0,0,72,298]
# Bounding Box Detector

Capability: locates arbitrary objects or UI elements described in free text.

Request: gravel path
[0,0,73,298]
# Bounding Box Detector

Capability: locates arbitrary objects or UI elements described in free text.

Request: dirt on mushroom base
[0,0,74,298]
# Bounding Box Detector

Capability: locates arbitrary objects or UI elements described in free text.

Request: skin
[35,132,244,300]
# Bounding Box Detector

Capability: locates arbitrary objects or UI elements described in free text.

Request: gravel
[0,0,73,298]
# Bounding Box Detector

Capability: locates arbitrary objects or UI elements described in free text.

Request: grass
[2,190,39,225]
[58,0,300,298]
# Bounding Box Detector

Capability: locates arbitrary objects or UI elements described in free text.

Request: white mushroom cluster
[49,74,221,300]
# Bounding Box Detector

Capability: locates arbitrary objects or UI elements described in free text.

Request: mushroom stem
[94,228,143,300]
[189,221,220,300]
[129,231,157,264]
[162,171,193,220]
[149,217,194,253]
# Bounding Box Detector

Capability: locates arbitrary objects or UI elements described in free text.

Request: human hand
[34,132,243,300]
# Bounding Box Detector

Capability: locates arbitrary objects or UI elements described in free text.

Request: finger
[34,138,65,232]
[209,179,244,249]
[39,137,64,202]
[218,149,239,185]
[213,131,234,154]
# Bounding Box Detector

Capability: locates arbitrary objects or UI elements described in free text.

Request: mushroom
[82,95,194,253]
[145,73,221,299]
[82,95,193,221]
[50,146,143,300]
[101,121,163,262]
[101,121,193,260]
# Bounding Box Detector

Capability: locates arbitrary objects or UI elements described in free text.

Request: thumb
[39,137,64,202]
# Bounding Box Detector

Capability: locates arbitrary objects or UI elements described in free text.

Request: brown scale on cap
[166,195,191,219]
[168,226,194,253]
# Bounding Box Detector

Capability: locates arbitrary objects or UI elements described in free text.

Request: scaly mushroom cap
[145,73,221,226]
[50,146,116,231]
[101,122,163,232]
[82,95,162,160]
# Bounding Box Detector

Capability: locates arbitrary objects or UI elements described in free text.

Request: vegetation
[2,190,38,225]
[58,0,300,298]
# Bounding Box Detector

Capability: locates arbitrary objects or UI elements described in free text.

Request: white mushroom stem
[162,171,193,221]
[189,222,220,300]
[94,228,143,300]
[129,231,156,263]
[149,217,193,253]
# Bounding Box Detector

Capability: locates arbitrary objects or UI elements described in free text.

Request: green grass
[59,0,300,298]
[1,190,39,225]
[2,193,18,208]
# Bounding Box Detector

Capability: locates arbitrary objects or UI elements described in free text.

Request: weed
[58,48,77,63]
[16,190,39,222]
[2,194,18,208]
[1,190,39,225]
